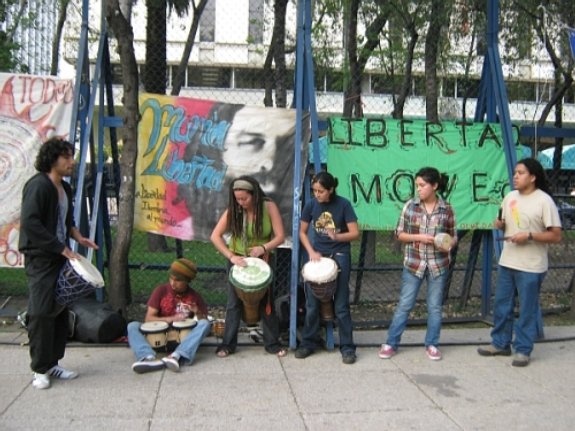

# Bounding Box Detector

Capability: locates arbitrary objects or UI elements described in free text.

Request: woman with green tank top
[210,176,287,357]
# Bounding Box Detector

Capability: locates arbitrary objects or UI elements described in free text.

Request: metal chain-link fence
[2,0,574,326]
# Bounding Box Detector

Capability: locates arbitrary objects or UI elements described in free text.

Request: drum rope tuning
[55,255,105,306]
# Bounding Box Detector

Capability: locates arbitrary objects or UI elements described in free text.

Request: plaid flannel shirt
[395,197,456,278]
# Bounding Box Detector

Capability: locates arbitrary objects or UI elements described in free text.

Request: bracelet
[261,244,267,253]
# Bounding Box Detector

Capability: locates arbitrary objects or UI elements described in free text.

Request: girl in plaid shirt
[379,167,456,361]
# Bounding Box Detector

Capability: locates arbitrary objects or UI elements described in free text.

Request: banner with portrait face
[0,73,74,267]
[135,93,308,241]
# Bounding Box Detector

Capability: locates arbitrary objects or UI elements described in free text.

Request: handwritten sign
[327,117,521,230]
[135,93,307,241]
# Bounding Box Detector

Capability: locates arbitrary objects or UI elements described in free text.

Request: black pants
[25,254,69,374]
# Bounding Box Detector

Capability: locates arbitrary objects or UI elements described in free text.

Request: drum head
[69,255,105,287]
[434,233,453,251]
[229,257,272,291]
[301,257,338,284]
[172,318,198,329]
[141,321,169,333]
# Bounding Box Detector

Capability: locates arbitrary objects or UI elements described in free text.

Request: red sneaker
[378,344,396,359]
[426,346,442,361]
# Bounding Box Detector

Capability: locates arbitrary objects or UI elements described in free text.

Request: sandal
[215,347,231,358]
[276,348,288,358]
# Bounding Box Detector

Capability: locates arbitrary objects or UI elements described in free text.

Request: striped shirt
[395,197,456,278]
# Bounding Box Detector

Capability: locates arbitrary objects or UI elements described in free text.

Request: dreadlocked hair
[226,176,268,241]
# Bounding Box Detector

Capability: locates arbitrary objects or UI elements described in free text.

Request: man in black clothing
[18,137,98,390]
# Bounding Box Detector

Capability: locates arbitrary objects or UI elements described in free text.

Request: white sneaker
[49,365,79,380]
[32,373,50,390]
[132,357,165,374]
[162,355,181,372]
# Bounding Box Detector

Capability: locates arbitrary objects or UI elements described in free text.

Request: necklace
[423,199,437,215]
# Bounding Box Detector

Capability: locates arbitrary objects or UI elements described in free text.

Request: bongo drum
[140,321,169,350]
[55,255,105,305]
[229,257,272,325]
[301,257,339,321]
[172,318,198,343]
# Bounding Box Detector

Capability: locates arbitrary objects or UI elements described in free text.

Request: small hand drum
[140,321,169,350]
[434,233,453,251]
[172,318,198,343]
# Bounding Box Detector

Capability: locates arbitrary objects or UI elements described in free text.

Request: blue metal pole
[476,0,518,319]
[289,0,307,349]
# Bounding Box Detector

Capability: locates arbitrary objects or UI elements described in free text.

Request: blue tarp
[538,144,575,170]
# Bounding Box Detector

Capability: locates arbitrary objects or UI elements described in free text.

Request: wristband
[528,232,533,241]
[261,244,267,253]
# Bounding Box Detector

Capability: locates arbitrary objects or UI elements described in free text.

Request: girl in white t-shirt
[478,158,561,367]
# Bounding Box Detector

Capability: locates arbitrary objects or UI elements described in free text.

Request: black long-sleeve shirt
[18,172,74,257]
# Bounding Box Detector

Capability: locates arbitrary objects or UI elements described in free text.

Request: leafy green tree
[0,0,28,72]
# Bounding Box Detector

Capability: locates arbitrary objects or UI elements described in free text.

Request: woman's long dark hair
[312,171,338,203]
[517,157,552,196]
[227,175,268,240]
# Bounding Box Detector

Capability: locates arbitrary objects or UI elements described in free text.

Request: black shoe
[511,353,530,367]
[295,347,313,359]
[342,352,357,365]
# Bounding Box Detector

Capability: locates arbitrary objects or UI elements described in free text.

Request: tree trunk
[273,0,289,108]
[343,0,361,118]
[392,24,417,119]
[263,0,289,108]
[50,0,70,76]
[143,0,169,252]
[424,0,446,122]
[171,0,209,96]
[104,0,139,314]
[143,0,167,94]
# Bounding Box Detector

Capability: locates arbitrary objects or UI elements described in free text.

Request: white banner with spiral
[0,73,74,268]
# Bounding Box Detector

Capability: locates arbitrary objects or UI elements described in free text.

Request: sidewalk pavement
[1,325,574,431]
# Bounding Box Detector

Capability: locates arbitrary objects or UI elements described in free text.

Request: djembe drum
[301,257,339,321]
[55,255,105,306]
[229,257,273,325]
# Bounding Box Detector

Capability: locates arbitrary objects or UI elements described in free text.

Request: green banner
[327,117,521,231]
